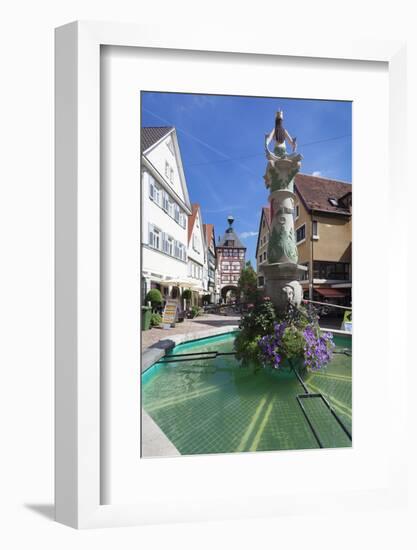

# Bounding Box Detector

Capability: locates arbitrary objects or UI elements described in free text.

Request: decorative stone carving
[282,281,303,308]
[262,110,307,313]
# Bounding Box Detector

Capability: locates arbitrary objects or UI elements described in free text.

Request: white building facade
[204,224,219,304]
[141,127,192,306]
[187,204,209,305]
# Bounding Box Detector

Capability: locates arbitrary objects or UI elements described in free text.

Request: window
[148,224,161,250]
[148,175,161,205]
[301,263,309,281]
[192,233,200,252]
[173,240,180,259]
[147,173,186,228]
[312,220,319,239]
[162,191,169,212]
[259,255,263,264]
[258,276,265,287]
[174,204,180,223]
[165,161,170,179]
[295,204,300,219]
[313,261,350,281]
[329,198,339,207]
[168,199,174,217]
[163,235,173,256]
[263,252,266,261]
[296,224,306,243]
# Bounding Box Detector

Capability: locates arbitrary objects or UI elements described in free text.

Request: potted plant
[145,288,163,313]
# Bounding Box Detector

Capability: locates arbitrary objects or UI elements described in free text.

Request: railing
[303,299,352,311]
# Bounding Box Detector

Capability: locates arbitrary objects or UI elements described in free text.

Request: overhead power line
[142,107,350,175]
[188,134,352,168]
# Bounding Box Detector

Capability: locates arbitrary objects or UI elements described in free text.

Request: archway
[221,285,238,304]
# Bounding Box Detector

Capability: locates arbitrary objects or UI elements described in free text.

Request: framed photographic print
[55,21,408,528]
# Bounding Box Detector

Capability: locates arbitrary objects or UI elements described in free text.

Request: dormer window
[329,198,339,207]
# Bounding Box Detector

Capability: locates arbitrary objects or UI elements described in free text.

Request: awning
[163,278,199,288]
[315,288,347,298]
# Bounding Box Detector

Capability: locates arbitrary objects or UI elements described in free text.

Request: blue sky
[141,92,352,266]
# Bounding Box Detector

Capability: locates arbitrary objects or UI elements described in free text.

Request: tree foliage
[237,261,260,304]
[145,289,163,311]
[182,288,192,301]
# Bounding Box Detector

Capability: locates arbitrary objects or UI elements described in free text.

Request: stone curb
[141,325,239,373]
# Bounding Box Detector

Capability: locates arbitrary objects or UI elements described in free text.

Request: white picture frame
[55,21,408,529]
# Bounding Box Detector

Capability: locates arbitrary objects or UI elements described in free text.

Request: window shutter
[148,223,154,247]
[149,175,154,200]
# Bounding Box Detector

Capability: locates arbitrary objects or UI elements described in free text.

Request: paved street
[141,313,240,351]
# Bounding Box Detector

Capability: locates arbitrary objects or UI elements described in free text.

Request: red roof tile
[188,204,200,243]
[295,173,351,215]
[204,223,214,245]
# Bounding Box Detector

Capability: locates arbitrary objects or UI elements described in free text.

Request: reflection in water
[142,332,352,455]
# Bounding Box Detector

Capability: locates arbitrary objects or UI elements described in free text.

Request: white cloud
[239,231,258,239]
[312,171,322,177]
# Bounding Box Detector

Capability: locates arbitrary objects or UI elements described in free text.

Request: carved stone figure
[264,110,302,190]
[267,225,298,264]
[266,110,297,157]
[262,110,307,313]
[282,281,303,308]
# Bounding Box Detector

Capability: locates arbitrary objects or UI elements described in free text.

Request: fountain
[262,110,307,313]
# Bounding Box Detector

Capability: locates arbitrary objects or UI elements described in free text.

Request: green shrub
[237,261,259,303]
[280,325,305,358]
[191,305,201,318]
[239,299,276,339]
[234,332,262,364]
[145,289,163,311]
[150,313,162,327]
[182,288,192,301]
[234,298,332,371]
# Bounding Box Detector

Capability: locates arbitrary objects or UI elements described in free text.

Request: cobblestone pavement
[141,313,240,352]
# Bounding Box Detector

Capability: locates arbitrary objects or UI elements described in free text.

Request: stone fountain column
[262,145,307,313]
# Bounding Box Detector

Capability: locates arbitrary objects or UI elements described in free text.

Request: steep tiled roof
[295,173,352,215]
[262,206,270,226]
[204,223,214,245]
[188,204,200,243]
[217,219,246,249]
[141,126,173,153]
[255,207,270,256]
